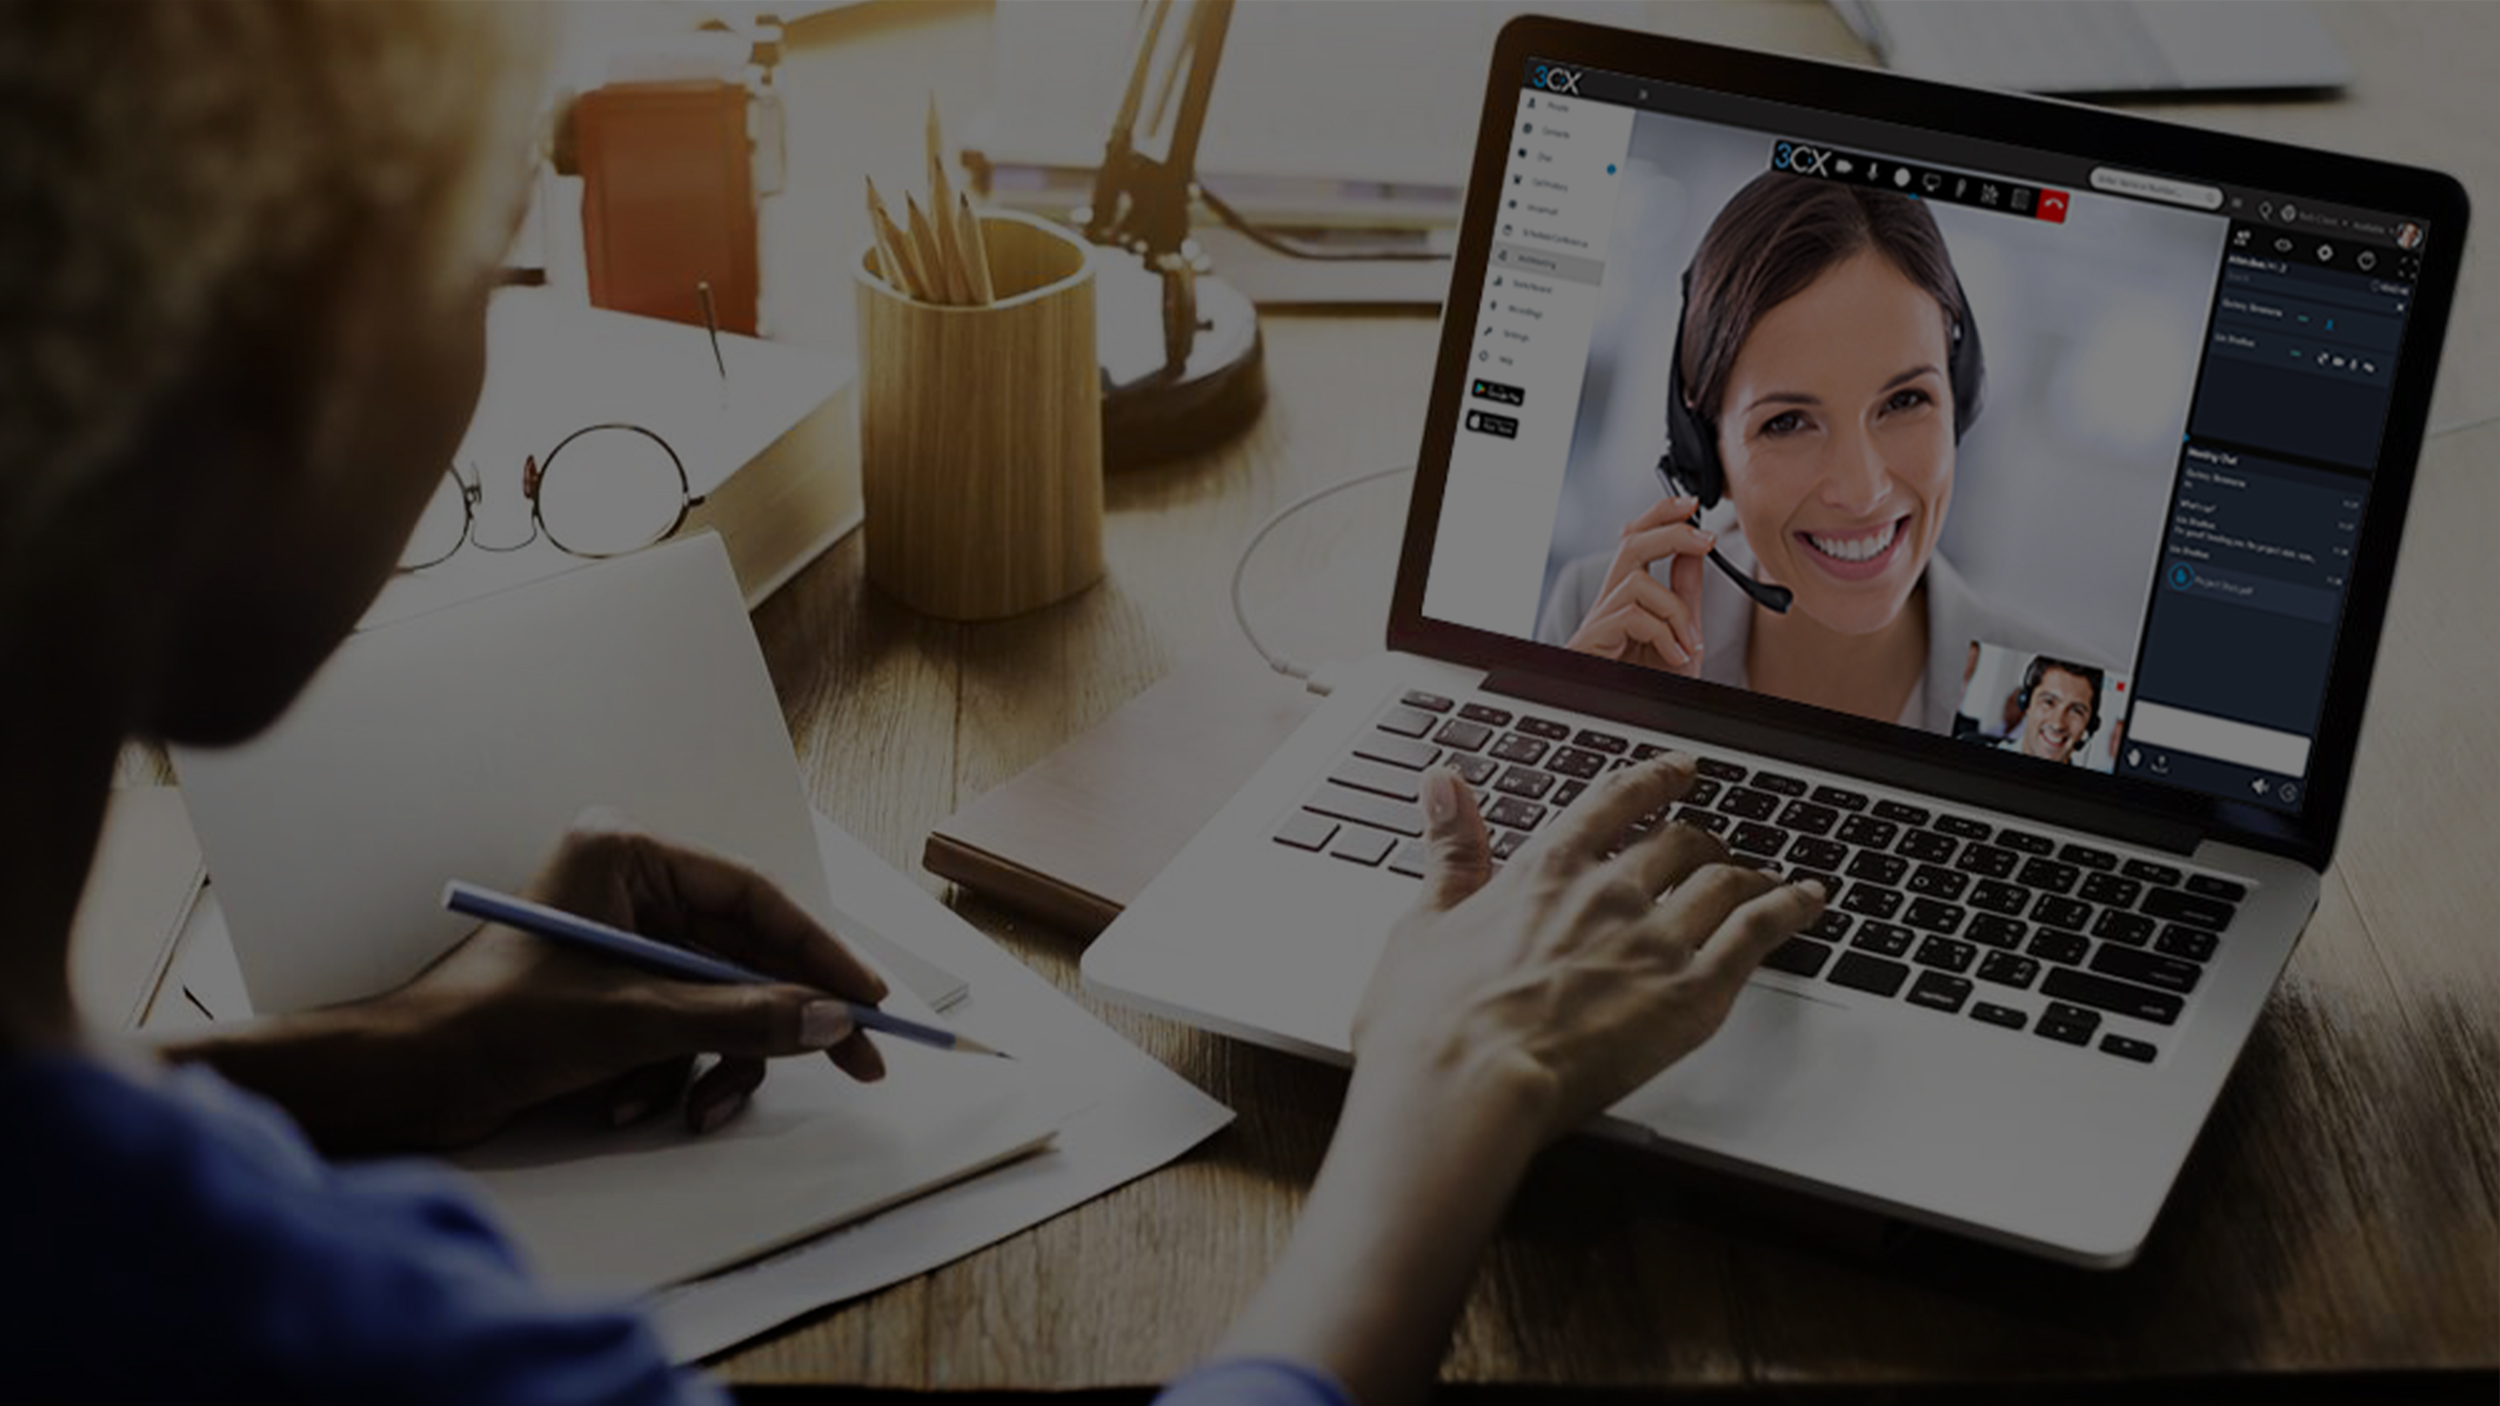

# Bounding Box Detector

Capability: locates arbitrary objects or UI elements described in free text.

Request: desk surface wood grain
[698,1,2499,1389]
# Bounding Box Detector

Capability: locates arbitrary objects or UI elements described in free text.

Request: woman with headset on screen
[1537,171,2066,736]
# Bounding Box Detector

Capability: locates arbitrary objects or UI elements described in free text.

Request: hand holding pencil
[867,95,995,305]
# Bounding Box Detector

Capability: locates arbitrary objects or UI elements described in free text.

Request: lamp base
[1092,246,1266,468]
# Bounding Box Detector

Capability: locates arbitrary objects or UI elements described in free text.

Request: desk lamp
[1073,0,1266,466]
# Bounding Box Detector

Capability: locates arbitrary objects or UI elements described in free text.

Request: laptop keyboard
[1274,690,2254,1068]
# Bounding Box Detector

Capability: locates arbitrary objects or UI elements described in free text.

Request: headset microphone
[1652,455,1795,614]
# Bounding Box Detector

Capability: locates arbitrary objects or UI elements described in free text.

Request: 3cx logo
[1773,141,1835,177]
[1530,65,1583,95]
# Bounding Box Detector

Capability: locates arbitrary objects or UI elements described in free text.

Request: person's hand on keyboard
[1353,752,1825,1145]
[1209,753,1825,1406]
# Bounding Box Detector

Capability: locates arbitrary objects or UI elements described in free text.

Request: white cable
[1230,462,1415,687]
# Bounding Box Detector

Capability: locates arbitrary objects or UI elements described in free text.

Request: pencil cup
[855,210,1104,621]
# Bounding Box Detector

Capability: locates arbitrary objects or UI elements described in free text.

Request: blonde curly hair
[0,0,546,589]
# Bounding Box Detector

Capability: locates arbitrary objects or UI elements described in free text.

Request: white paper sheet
[644,811,1235,1362]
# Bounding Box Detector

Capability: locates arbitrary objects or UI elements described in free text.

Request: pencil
[442,880,1009,1059]
[926,93,956,269]
[904,192,961,306]
[955,190,995,305]
[866,177,928,301]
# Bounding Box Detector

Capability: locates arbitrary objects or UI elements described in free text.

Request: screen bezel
[1389,16,2471,872]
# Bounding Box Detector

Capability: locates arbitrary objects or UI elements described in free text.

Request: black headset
[2016,655,2103,742]
[1654,256,1988,614]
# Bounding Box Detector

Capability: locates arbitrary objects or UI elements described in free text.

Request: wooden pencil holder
[855,210,1104,621]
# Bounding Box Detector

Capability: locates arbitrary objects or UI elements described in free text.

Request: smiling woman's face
[1715,250,1958,637]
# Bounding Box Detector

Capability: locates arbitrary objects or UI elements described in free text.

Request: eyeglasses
[397,423,705,572]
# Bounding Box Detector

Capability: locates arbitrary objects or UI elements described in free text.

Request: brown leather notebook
[924,650,1319,935]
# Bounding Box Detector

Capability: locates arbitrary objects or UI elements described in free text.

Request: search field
[2091,167,2224,211]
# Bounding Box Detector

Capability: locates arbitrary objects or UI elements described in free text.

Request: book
[363,290,857,628]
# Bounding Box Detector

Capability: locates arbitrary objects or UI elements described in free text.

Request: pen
[442,880,1008,1058]
[696,280,728,383]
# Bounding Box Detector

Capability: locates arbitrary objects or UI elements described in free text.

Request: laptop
[1082,15,2467,1267]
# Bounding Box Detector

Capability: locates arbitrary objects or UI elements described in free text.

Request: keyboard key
[2028,928,2089,965]
[1329,828,1397,866]
[2155,924,2219,962]
[1970,1001,2028,1030]
[1304,783,1424,837]
[1977,950,2040,989]
[1490,830,1529,861]
[1514,715,1571,741]
[1802,908,1854,942]
[1274,812,1338,852]
[1486,796,1547,831]
[1494,766,1556,800]
[1553,780,1587,807]
[1997,829,2054,856]
[1730,822,1788,857]
[2079,873,2143,908]
[1970,879,2029,915]
[1718,787,1779,821]
[1386,841,1431,878]
[1789,837,1849,872]
[1897,829,1958,864]
[1852,922,1914,957]
[1811,784,1870,811]
[1458,702,1513,726]
[1903,864,1968,900]
[1546,746,1608,780]
[1401,691,1454,713]
[1683,776,1722,806]
[2100,1034,2158,1063]
[2092,908,2155,946]
[1572,728,1629,755]
[1761,937,1835,978]
[1841,884,1905,919]
[1829,951,1911,998]
[1934,814,1992,841]
[1752,772,1808,797]
[2186,874,2248,902]
[1791,868,1842,895]
[1837,815,1899,849]
[2032,895,2093,931]
[1955,844,2019,879]
[2145,888,2237,929]
[1903,898,1966,935]
[1914,935,1976,974]
[1378,706,1437,738]
[1730,854,1783,873]
[2016,857,2081,894]
[1330,758,1425,802]
[1967,914,2028,949]
[2060,843,2117,871]
[2123,858,2185,886]
[1434,719,1494,751]
[2036,1003,2100,1045]
[1352,734,1438,771]
[1907,970,1973,1014]
[2041,968,2184,1025]
[1775,800,1840,837]
[1673,805,1731,834]
[1488,733,1549,766]
[1444,755,1495,787]
[1873,799,1932,826]
[1694,757,1748,782]
[1632,743,1668,761]
[2090,945,2202,994]
[1846,851,1910,885]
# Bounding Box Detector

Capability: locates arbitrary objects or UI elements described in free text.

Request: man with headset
[1996,656,2105,767]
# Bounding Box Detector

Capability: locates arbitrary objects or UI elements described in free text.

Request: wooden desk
[719,2,2498,1393]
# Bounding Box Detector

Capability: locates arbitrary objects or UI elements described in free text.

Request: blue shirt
[2,1050,1351,1406]
[2,1050,719,1405]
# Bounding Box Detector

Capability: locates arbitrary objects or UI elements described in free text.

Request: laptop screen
[1418,57,2438,821]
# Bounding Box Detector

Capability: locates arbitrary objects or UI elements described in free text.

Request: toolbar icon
[2035,188,2069,223]
[1980,182,2000,206]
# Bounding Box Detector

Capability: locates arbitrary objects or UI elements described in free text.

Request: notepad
[173,534,1080,1292]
